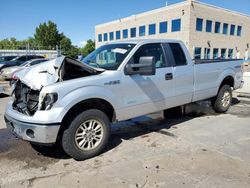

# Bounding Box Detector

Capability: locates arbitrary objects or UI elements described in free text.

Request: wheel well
[57,98,116,139]
[62,98,116,124]
[219,76,234,91]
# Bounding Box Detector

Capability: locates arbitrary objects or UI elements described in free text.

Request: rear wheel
[212,85,232,113]
[61,109,110,161]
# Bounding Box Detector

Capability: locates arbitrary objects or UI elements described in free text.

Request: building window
[139,25,146,36]
[223,23,228,35]
[213,48,219,59]
[214,22,221,33]
[206,20,212,32]
[204,48,211,59]
[104,33,108,41]
[196,18,203,31]
[116,31,121,40]
[237,26,242,36]
[230,24,235,35]
[130,27,136,38]
[228,49,233,59]
[109,32,114,41]
[221,48,226,59]
[123,29,128,39]
[148,24,156,35]
[194,47,202,59]
[98,34,102,42]
[159,21,168,33]
[172,19,181,32]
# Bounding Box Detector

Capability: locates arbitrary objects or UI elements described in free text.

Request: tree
[34,20,61,50]
[60,35,79,58]
[80,39,95,57]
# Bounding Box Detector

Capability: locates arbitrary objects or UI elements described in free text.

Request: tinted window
[237,26,242,36]
[139,26,146,36]
[98,34,102,42]
[116,31,121,40]
[223,23,228,35]
[109,32,114,41]
[159,21,168,33]
[194,47,202,59]
[131,43,167,68]
[221,48,226,59]
[30,60,46,66]
[104,33,108,41]
[172,19,181,32]
[213,48,219,59]
[196,18,203,31]
[148,24,156,35]
[204,48,211,59]
[230,25,235,35]
[130,27,136,38]
[169,43,187,66]
[26,56,35,60]
[123,29,128,39]
[214,22,220,33]
[17,56,27,61]
[206,20,212,32]
[228,49,233,59]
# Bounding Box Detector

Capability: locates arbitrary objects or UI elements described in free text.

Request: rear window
[168,43,187,66]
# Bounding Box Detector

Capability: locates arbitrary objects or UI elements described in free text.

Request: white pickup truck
[4,39,244,160]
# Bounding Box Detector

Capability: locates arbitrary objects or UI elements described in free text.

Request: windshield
[82,43,135,70]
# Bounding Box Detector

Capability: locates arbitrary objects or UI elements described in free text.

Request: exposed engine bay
[12,56,103,116]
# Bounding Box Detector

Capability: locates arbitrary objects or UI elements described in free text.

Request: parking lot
[0,76,249,188]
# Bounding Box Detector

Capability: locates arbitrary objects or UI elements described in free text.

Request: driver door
[121,43,174,120]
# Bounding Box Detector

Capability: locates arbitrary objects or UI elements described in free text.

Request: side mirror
[125,56,156,76]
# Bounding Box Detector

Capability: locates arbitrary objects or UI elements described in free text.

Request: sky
[1,0,250,47]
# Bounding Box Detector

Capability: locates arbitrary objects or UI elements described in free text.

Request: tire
[212,85,232,113]
[163,106,183,119]
[61,109,110,161]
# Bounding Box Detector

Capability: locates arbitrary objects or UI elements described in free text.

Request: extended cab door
[163,43,194,106]
[121,43,175,120]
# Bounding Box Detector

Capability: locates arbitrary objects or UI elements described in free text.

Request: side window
[168,43,187,66]
[131,43,167,68]
[18,56,27,61]
[30,60,42,66]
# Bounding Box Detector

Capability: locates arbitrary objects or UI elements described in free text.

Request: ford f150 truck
[4,39,244,160]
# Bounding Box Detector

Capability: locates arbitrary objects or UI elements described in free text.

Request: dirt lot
[0,80,250,187]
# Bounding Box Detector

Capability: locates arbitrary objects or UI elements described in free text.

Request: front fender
[54,86,120,122]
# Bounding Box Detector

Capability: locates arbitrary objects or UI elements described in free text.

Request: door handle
[165,73,173,80]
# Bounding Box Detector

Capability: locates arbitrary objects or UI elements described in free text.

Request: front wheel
[212,85,232,113]
[61,109,110,161]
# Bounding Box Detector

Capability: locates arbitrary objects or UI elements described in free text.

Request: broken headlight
[38,93,58,111]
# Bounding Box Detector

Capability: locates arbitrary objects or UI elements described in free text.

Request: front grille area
[12,81,40,116]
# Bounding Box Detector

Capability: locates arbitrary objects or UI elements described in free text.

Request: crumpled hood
[15,56,63,90]
[15,56,103,91]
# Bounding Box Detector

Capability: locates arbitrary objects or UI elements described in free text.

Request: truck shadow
[0,93,10,98]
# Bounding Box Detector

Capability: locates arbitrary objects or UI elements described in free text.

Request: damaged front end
[12,81,40,116]
[11,56,104,116]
